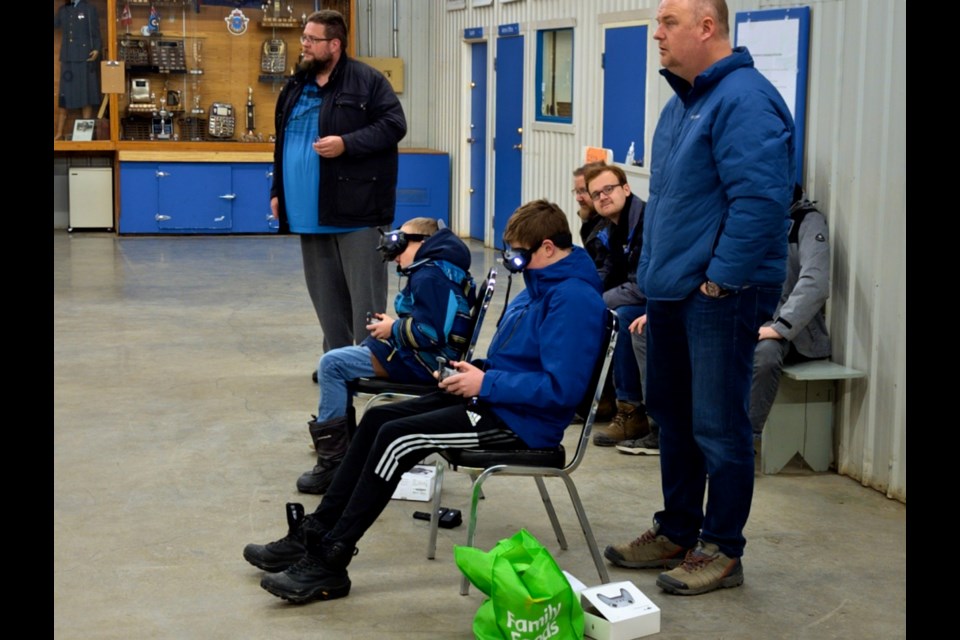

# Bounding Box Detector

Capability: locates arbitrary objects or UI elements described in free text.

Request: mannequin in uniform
[54,0,102,140]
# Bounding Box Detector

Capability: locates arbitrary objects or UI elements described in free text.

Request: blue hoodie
[363,227,474,381]
[478,246,607,448]
[637,47,796,300]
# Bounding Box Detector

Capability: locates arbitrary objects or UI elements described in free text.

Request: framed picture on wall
[72,119,96,142]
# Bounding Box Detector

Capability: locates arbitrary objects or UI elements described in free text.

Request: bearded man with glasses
[270,9,407,381]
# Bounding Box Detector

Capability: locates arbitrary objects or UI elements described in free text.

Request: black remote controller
[413,507,462,529]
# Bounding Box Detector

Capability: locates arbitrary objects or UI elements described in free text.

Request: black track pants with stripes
[311,392,525,547]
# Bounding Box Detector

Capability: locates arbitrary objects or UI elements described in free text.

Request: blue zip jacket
[478,247,607,448]
[363,228,474,381]
[637,47,796,300]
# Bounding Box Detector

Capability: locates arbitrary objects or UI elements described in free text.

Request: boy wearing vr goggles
[296,217,475,495]
[245,200,607,605]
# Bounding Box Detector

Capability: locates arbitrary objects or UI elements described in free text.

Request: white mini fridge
[68,167,114,231]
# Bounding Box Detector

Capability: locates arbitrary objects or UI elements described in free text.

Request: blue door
[602,25,648,166]
[469,41,488,241]
[493,33,523,248]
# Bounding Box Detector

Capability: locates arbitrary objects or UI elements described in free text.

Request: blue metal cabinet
[119,162,277,234]
[395,152,450,228]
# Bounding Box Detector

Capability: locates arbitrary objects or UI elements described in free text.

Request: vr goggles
[500,232,573,273]
[377,229,430,262]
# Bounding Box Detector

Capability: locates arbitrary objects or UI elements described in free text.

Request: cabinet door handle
[156,171,170,178]
[214,216,226,222]
[219,194,237,200]
[266,170,274,179]
[155,214,171,221]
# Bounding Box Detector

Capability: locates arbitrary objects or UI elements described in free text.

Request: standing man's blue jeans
[645,285,780,559]
[611,304,646,405]
[316,346,377,421]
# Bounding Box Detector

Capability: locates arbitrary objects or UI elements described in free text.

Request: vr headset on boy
[500,232,573,273]
[377,229,430,262]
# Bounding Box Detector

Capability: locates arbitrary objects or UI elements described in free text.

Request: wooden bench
[760,360,866,474]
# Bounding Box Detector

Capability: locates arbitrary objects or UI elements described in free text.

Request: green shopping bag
[455,529,584,640]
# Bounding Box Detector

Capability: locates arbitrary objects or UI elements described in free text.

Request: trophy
[189,40,203,75]
[246,87,255,134]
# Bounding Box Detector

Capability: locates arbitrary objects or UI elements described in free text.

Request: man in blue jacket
[244,200,608,605]
[604,0,795,596]
[270,9,407,378]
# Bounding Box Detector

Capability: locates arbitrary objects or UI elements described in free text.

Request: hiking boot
[604,522,689,569]
[616,423,660,455]
[593,401,650,446]
[657,541,744,595]
[298,416,351,494]
[243,503,307,572]
[260,529,356,604]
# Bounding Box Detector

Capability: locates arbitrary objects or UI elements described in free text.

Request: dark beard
[296,55,333,76]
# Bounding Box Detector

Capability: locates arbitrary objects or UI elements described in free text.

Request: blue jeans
[646,286,779,558]
[317,346,377,421]
[612,304,646,405]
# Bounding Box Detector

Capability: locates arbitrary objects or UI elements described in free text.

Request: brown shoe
[604,523,689,569]
[656,541,744,595]
[593,401,650,446]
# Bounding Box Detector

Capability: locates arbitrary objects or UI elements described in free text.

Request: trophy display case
[54,0,356,150]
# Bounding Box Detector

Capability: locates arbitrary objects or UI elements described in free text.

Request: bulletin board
[735,6,810,184]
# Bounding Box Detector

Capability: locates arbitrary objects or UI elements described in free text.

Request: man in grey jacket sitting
[749,185,832,435]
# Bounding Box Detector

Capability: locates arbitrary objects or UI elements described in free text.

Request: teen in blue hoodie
[246,200,607,605]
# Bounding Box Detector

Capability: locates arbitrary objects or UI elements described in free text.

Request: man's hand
[436,360,484,398]
[313,135,345,158]
[367,313,394,340]
[269,196,279,220]
[758,325,783,341]
[629,314,647,336]
[87,50,99,62]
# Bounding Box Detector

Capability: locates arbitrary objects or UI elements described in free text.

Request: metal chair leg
[559,473,609,585]
[534,476,568,550]
[426,460,443,559]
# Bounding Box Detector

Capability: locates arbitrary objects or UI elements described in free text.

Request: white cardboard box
[390,464,437,502]
[580,580,660,640]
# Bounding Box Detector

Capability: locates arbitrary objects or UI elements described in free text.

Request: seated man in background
[243,199,608,605]
[573,160,616,420]
[750,185,831,436]
[297,217,475,495]
[583,163,650,447]
[573,161,609,267]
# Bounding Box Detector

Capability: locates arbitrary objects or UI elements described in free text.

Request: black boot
[243,503,309,572]
[298,416,351,495]
[259,527,356,604]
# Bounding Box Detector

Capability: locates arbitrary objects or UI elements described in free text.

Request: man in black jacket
[271,10,407,375]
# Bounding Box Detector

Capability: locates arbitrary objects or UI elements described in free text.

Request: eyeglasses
[300,34,334,45]
[571,188,589,196]
[590,184,623,201]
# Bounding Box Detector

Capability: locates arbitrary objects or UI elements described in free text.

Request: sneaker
[593,401,650,446]
[242,503,307,573]
[604,523,688,569]
[656,541,744,595]
[260,538,355,605]
[616,429,660,455]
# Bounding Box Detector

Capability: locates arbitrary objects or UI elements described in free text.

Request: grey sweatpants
[300,228,388,353]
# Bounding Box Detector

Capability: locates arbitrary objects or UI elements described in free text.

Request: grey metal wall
[358,0,906,502]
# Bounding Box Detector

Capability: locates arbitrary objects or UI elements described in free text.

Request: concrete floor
[54,231,906,639]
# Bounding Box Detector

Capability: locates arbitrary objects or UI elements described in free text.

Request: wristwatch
[703,280,728,298]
